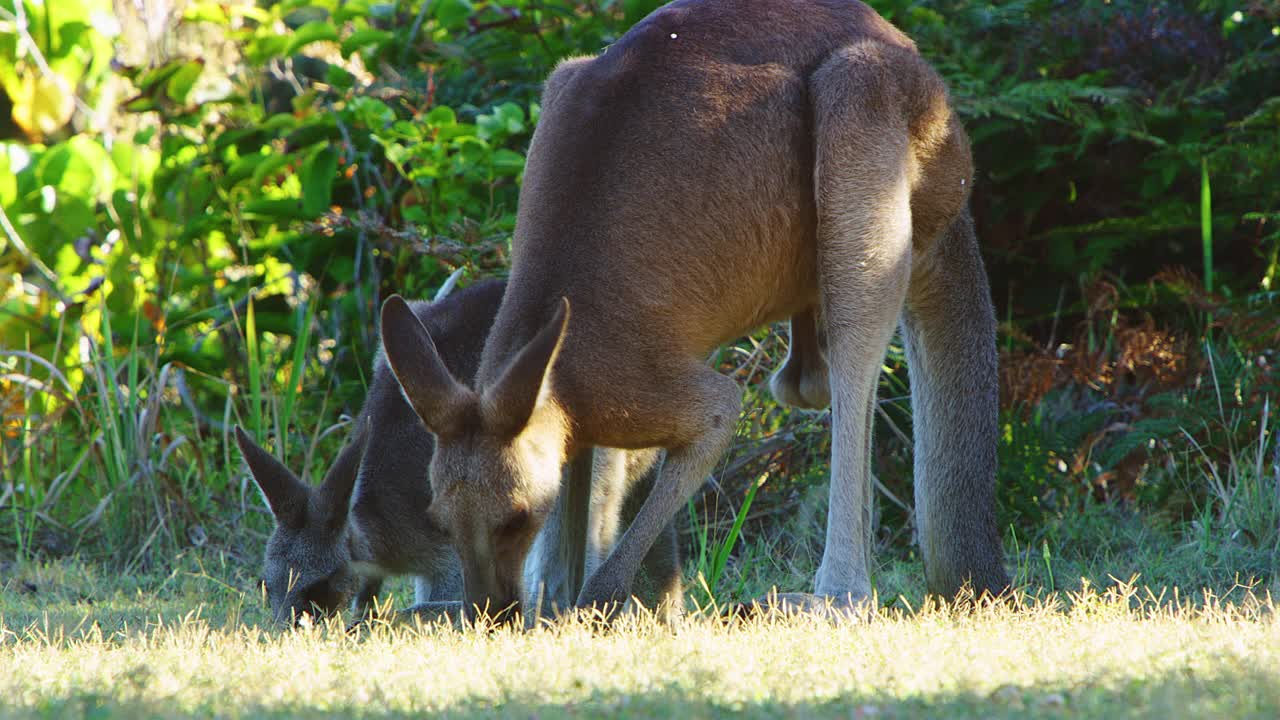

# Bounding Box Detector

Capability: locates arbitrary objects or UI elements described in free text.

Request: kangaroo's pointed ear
[482,297,570,438]
[316,420,367,534]
[380,294,473,437]
[234,425,310,529]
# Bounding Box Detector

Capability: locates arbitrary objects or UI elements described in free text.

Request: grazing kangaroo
[235,279,502,625]
[380,0,1008,619]
[236,280,680,625]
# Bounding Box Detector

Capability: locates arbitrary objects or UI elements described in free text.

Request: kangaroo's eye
[496,509,531,538]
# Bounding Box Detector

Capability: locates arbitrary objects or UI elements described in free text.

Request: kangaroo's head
[234,425,364,626]
[380,294,570,623]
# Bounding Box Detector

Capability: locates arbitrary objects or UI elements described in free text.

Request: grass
[1,557,1277,718]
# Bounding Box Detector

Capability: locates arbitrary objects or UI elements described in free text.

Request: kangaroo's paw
[575,575,631,626]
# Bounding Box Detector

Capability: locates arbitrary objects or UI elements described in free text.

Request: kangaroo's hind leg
[764,42,917,617]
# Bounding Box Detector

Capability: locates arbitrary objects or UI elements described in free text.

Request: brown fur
[382,0,1007,619]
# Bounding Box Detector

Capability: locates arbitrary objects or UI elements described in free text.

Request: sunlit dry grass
[2,561,1276,719]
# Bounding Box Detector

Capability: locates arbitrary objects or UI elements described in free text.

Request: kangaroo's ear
[482,297,570,438]
[316,420,367,535]
[234,426,310,529]
[380,294,474,437]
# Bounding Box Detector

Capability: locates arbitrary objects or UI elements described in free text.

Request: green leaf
[435,0,473,29]
[250,154,293,188]
[1201,158,1213,294]
[122,95,158,113]
[346,96,394,129]
[381,141,412,170]
[285,21,339,56]
[245,34,289,64]
[183,2,229,25]
[242,198,309,221]
[325,65,354,91]
[165,60,204,104]
[283,6,331,28]
[0,143,29,207]
[622,0,663,25]
[284,115,340,148]
[491,148,525,174]
[496,102,525,129]
[261,114,299,134]
[135,60,188,95]
[340,28,394,57]
[37,135,115,202]
[476,113,503,140]
[334,0,374,23]
[301,146,339,217]
[246,295,263,439]
[112,188,155,255]
[226,151,271,187]
[426,105,457,126]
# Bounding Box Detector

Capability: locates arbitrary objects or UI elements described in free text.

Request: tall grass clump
[0,294,353,568]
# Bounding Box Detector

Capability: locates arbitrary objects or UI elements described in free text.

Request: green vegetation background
[1,0,1278,605]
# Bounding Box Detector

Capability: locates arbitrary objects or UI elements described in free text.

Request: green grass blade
[279,298,316,457]
[97,306,129,488]
[245,296,263,442]
[1201,157,1213,295]
[127,312,142,446]
[708,475,763,598]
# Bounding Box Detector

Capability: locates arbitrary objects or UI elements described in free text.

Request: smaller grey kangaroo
[237,279,681,625]
[235,280,503,625]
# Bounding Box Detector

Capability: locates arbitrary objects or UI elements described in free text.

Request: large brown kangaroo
[380,0,1008,618]
[236,280,680,625]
